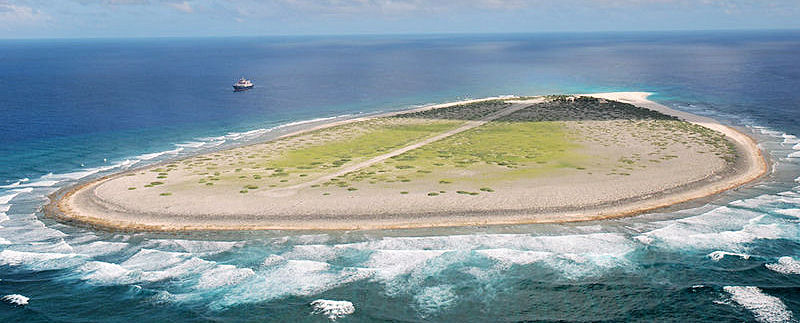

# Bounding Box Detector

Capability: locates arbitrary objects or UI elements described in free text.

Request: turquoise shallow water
[1,31,800,321]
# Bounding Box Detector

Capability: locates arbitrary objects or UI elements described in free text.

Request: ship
[233,77,254,91]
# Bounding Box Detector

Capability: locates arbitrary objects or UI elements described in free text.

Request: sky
[1,0,799,39]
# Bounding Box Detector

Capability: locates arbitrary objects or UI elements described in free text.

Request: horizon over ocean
[2,31,800,322]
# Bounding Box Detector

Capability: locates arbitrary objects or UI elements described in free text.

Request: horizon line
[2,28,799,41]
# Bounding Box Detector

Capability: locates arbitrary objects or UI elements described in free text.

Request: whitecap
[362,250,448,281]
[774,209,800,218]
[413,285,457,317]
[196,265,255,289]
[261,254,286,267]
[143,239,241,255]
[723,286,793,323]
[0,250,80,270]
[211,260,370,309]
[1,294,29,306]
[42,159,138,181]
[78,261,135,285]
[476,248,551,268]
[79,249,217,285]
[71,241,129,257]
[765,257,800,275]
[781,134,799,145]
[0,188,33,204]
[708,251,751,261]
[310,299,355,321]
[175,141,205,148]
[640,206,794,250]
[135,147,184,161]
[0,180,59,189]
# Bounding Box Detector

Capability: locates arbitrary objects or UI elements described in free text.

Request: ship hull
[233,85,253,91]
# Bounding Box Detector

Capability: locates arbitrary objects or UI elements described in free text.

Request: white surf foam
[135,148,184,161]
[413,285,457,317]
[1,294,29,306]
[362,250,448,281]
[774,209,800,218]
[196,265,255,289]
[723,286,793,323]
[71,241,129,257]
[78,261,136,285]
[476,248,551,268]
[143,239,241,255]
[708,251,751,261]
[175,141,205,148]
[0,188,33,205]
[765,257,800,275]
[212,260,370,309]
[80,249,216,285]
[261,254,286,267]
[41,159,138,182]
[0,250,80,270]
[0,180,60,189]
[639,206,794,251]
[310,299,355,321]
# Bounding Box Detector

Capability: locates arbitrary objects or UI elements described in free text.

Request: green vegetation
[267,120,461,170]
[342,120,584,187]
[394,100,510,120]
[129,96,738,198]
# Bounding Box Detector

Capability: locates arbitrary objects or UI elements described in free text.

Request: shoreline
[46,92,769,231]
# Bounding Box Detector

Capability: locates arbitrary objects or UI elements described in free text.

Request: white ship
[233,77,254,91]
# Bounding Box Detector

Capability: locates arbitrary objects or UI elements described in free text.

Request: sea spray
[1,294,29,306]
[310,299,355,321]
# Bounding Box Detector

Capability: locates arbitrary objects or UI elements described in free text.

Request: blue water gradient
[1,31,800,321]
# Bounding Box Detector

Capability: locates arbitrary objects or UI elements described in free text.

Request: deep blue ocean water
[1,31,800,322]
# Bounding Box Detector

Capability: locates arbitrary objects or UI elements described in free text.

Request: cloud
[0,1,48,26]
[167,0,193,13]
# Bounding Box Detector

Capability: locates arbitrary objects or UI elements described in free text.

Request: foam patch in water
[71,241,129,257]
[0,250,80,270]
[310,299,355,321]
[196,265,255,289]
[413,285,457,317]
[640,206,795,251]
[1,294,29,306]
[765,257,800,275]
[0,188,33,204]
[708,251,751,261]
[211,260,370,309]
[723,286,793,323]
[143,239,242,255]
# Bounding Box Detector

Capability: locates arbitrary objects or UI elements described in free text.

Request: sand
[47,92,768,231]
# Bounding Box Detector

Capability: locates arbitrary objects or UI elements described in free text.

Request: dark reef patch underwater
[2,31,800,321]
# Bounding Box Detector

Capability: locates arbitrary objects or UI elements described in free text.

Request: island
[47,92,767,231]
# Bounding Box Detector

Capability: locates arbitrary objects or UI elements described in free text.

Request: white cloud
[167,0,193,13]
[0,1,48,26]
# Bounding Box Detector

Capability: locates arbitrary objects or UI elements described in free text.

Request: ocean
[1,31,799,322]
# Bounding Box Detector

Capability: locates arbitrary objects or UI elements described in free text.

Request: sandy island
[47,92,767,231]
